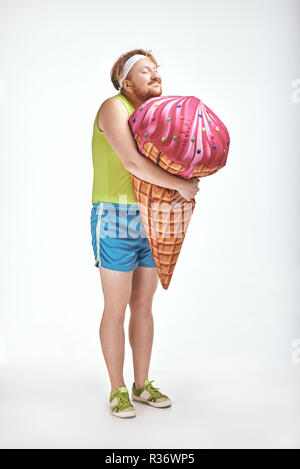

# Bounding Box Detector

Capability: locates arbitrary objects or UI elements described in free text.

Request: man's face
[124,58,162,101]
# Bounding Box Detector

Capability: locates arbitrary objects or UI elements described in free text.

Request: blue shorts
[90,202,156,272]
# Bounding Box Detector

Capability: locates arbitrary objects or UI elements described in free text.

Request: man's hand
[171,177,200,206]
[171,191,187,206]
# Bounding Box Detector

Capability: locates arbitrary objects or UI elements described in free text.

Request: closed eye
[142,65,160,73]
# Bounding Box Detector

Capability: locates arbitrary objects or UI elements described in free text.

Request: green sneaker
[131,378,172,408]
[109,386,136,418]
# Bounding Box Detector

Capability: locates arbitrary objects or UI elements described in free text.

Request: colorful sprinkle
[151,117,155,121]
[198,114,202,118]
[212,144,216,149]
[202,127,206,132]
[180,116,184,119]
[227,141,229,145]
[144,132,148,137]
[223,149,226,154]
[167,117,171,121]
[139,107,143,111]
[208,119,212,124]
[154,103,159,107]
[133,118,136,123]
[173,136,178,140]
[176,104,181,108]
[191,137,195,142]
[216,126,219,131]
[161,137,166,142]
[197,149,201,154]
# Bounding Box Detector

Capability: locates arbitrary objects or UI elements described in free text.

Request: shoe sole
[111,409,136,418]
[131,394,172,408]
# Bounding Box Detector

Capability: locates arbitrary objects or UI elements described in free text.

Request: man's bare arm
[99,97,182,191]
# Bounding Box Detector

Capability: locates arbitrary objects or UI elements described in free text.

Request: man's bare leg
[98,266,133,393]
[128,267,159,389]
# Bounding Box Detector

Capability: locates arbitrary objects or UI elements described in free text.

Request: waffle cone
[134,134,223,178]
[131,173,195,290]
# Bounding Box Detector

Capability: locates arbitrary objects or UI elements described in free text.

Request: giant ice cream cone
[130,146,195,289]
[128,95,230,290]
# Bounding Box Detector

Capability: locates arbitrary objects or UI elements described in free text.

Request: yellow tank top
[91,93,137,204]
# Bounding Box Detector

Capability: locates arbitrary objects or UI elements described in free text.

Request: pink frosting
[128,95,230,178]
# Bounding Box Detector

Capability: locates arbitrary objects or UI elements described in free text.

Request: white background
[0,0,299,449]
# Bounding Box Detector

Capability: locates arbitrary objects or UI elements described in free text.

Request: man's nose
[152,71,161,80]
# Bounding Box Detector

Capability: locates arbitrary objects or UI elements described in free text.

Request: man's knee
[102,304,127,322]
[129,299,153,317]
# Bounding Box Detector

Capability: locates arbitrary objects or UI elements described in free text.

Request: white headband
[118,54,146,90]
